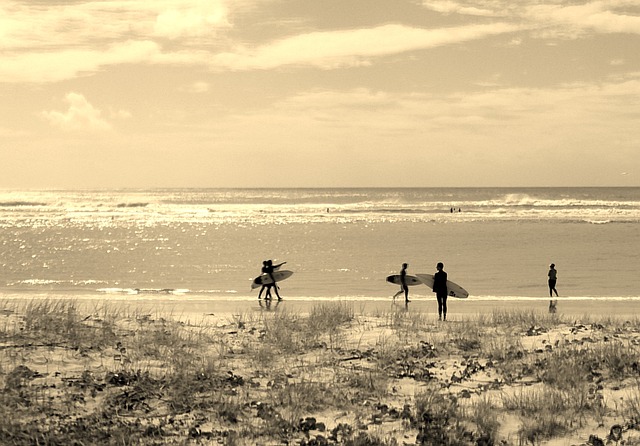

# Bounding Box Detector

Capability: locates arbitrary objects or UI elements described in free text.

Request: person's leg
[442,295,448,320]
[437,296,443,320]
[404,285,409,303]
[269,274,282,300]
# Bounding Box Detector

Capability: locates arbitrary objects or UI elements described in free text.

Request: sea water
[0,188,638,310]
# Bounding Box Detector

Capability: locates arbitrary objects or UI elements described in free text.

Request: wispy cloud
[0,0,230,50]
[218,73,640,145]
[0,0,230,82]
[209,23,521,70]
[525,1,640,37]
[41,93,115,131]
[180,81,211,93]
[1,41,160,83]
[422,0,640,37]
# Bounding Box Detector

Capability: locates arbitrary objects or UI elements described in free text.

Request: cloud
[524,1,640,38]
[0,0,230,50]
[0,40,161,83]
[218,73,640,147]
[154,2,230,39]
[209,23,521,70]
[421,1,506,17]
[180,81,211,93]
[422,0,640,38]
[41,93,113,131]
[0,1,230,82]
[2,0,639,84]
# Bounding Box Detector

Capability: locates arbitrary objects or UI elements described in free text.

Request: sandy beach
[7,294,640,322]
[2,295,640,445]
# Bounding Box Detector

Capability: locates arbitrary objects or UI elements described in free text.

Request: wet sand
[6,294,638,324]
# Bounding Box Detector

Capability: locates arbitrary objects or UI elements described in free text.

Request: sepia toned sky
[1,0,639,188]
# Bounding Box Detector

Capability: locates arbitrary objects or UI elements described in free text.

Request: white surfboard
[386,274,422,286]
[416,273,469,299]
[251,270,294,289]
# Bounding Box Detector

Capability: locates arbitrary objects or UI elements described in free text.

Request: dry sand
[1,296,640,445]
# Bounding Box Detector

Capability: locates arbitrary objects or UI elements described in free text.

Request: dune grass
[1,300,640,445]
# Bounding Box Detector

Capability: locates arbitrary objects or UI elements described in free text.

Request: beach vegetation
[2,299,640,445]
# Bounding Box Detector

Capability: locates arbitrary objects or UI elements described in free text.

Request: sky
[1,0,639,188]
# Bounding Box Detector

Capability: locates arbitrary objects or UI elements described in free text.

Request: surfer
[392,263,410,303]
[257,261,270,300]
[433,262,448,321]
[548,263,558,297]
[265,260,283,301]
[548,264,558,312]
[257,260,287,300]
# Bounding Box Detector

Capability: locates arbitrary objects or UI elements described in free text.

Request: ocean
[1,188,639,315]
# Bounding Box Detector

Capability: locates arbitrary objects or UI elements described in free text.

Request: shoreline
[3,294,640,323]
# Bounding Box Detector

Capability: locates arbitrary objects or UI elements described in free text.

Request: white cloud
[41,93,112,131]
[422,1,505,17]
[154,2,230,39]
[526,1,640,36]
[422,1,640,38]
[180,81,211,93]
[1,0,639,84]
[0,0,230,50]
[0,40,160,83]
[218,74,640,148]
[209,23,521,70]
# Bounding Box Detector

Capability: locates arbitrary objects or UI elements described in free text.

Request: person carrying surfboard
[258,261,270,300]
[257,260,286,300]
[433,262,448,321]
[392,263,410,303]
[265,259,284,301]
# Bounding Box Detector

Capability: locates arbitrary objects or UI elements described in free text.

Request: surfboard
[386,274,422,286]
[415,273,469,299]
[251,270,294,289]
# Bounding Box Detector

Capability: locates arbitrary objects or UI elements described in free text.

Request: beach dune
[1,296,639,445]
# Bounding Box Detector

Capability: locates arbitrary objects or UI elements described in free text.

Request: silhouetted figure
[548,263,559,297]
[433,262,448,321]
[265,260,282,301]
[258,261,269,300]
[392,263,410,303]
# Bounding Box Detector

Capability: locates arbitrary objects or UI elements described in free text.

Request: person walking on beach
[257,260,286,301]
[265,259,283,301]
[258,261,270,300]
[548,263,559,297]
[393,263,410,303]
[433,262,448,321]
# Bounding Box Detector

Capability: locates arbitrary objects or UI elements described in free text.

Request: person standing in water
[393,263,410,303]
[432,262,448,321]
[548,263,559,313]
[548,263,559,297]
